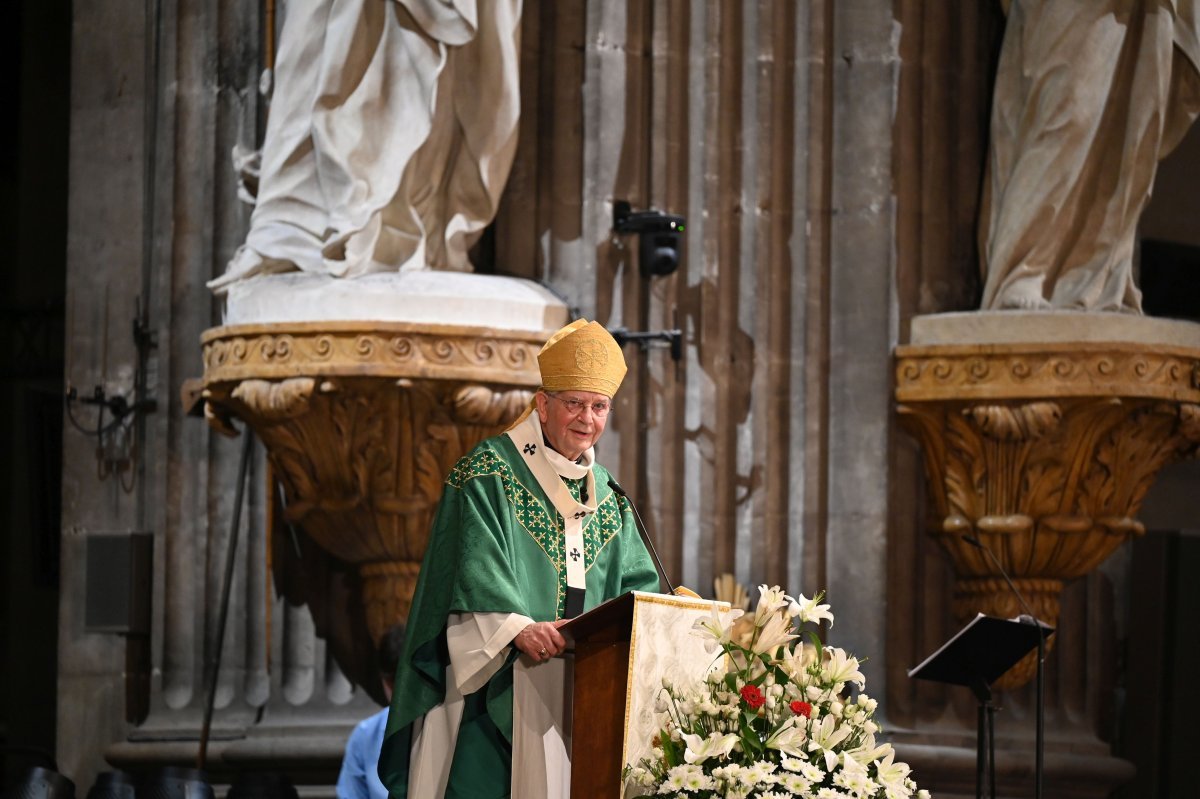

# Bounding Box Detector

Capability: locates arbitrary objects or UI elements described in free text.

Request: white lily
[764,717,808,757]
[807,713,853,772]
[691,603,743,653]
[793,592,834,627]
[681,731,740,764]
[873,751,912,795]
[755,584,796,625]
[848,733,893,764]
[780,641,820,680]
[751,608,799,655]
[822,646,866,687]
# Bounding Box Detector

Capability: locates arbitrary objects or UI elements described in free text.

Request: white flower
[661,763,713,793]
[680,731,739,764]
[781,643,820,680]
[847,734,892,764]
[691,603,744,653]
[755,585,796,624]
[780,772,812,794]
[765,717,809,757]
[795,759,827,782]
[741,759,776,787]
[872,751,913,795]
[779,754,805,773]
[661,764,688,792]
[752,610,799,655]
[834,752,878,796]
[814,788,851,799]
[822,647,866,688]
[807,714,854,772]
[793,592,834,627]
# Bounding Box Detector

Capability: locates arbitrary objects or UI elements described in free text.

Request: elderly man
[378,319,661,798]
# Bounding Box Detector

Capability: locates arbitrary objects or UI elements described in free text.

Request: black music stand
[909,613,1054,799]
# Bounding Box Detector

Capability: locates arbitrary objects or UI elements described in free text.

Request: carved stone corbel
[201,322,547,643]
[896,335,1200,687]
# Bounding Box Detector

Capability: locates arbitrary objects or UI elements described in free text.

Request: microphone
[607,478,677,595]
[962,535,1040,625]
[962,533,1046,799]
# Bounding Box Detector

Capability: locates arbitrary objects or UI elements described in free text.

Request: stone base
[222,270,569,331]
[910,310,1200,348]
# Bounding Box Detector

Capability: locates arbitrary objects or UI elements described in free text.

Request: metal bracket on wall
[610,327,683,362]
[64,298,158,489]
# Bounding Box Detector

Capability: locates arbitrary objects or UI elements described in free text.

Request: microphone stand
[607,478,677,595]
[964,534,1046,799]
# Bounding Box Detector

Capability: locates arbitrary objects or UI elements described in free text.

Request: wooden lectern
[512,591,734,799]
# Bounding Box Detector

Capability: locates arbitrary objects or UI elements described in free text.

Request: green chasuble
[378,433,660,798]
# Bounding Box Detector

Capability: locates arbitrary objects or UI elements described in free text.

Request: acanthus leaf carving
[231,377,316,421]
[965,401,1061,441]
[452,384,533,426]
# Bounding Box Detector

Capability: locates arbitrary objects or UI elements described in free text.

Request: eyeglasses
[547,393,611,418]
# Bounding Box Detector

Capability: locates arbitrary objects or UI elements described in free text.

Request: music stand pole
[1036,628,1045,799]
[988,700,997,799]
[971,678,991,799]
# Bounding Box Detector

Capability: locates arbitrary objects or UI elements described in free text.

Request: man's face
[535,390,612,461]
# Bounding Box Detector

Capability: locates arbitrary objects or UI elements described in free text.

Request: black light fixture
[84,772,134,799]
[612,200,686,278]
[4,767,75,799]
[138,767,213,799]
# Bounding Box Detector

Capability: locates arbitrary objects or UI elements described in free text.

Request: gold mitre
[537,319,627,397]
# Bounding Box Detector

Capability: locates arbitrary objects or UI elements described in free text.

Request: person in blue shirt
[337,624,406,799]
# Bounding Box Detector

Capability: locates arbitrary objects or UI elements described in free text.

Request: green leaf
[661,734,682,766]
[802,629,823,655]
[738,712,763,755]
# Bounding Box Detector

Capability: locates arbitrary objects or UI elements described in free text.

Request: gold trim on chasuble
[445,445,627,619]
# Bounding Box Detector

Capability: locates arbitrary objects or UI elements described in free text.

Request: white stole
[504,412,599,605]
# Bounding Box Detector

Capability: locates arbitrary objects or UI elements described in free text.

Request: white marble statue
[979,0,1200,312]
[209,0,522,294]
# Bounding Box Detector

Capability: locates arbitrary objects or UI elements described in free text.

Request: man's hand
[513,620,569,662]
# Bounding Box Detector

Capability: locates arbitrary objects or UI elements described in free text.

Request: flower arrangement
[624,586,929,799]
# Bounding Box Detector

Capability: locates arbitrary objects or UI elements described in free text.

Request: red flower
[740,684,765,709]
[790,700,813,717]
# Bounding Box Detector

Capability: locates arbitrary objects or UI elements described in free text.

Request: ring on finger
[538,647,548,658]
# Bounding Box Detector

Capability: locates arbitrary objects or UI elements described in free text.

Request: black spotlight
[227,773,298,799]
[138,768,213,799]
[612,200,686,278]
[4,768,75,799]
[84,772,134,799]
